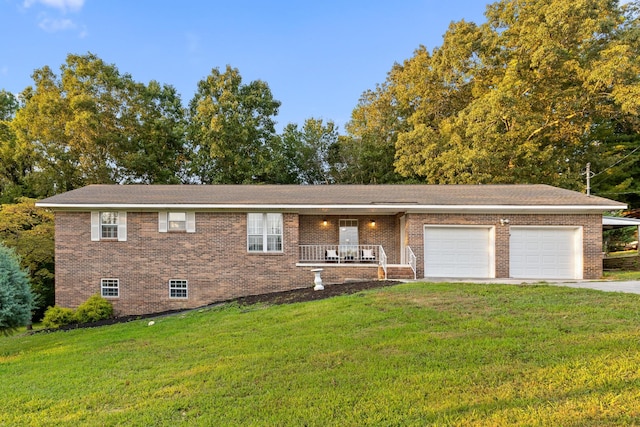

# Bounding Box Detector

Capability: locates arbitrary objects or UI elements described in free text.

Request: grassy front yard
[603,270,640,281]
[2,282,640,426]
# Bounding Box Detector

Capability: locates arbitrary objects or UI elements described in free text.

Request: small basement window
[101,278,119,298]
[169,279,188,299]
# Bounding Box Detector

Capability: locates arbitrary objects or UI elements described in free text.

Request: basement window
[101,278,119,298]
[169,279,188,299]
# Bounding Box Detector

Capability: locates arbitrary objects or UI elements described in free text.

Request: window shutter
[91,211,100,241]
[186,212,196,233]
[158,212,168,233]
[117,212,127,242]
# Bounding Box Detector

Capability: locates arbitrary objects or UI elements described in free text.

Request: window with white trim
[169,279,188,299]
[168,212,186,231]
[101,278,119,298]
[101,212,119,239]
[158,212,196,233]
[248,213,283,252]
[91,211,127,241]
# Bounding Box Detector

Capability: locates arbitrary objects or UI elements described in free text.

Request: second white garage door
[510,227,582,279]
[424,226,494,278]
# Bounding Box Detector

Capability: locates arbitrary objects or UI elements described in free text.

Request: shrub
[0,243,36,335]
[42,306,76,329]
[75,294,113,324]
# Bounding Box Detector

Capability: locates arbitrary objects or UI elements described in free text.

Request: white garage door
[424,226,494,278]
[510,227,582,279]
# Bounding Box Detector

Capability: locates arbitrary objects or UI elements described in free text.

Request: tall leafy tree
[0,198,54,321]
[335,82,408,184]
[11,53,187,196]
[118,80,188,184]
[0,90,33,203]
[188,66,282,184]
[281,118,338,184]
[349,0,640,198]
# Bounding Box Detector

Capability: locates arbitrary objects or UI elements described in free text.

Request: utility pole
[586,162,591,196]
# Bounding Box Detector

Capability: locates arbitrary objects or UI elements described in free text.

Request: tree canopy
[0,90,29,203]
[1,1,640,202]
[348,0,640,200]
[280,118,338,184]
[9,53,188,198]
[188,66,282,184]
[0,198,54,321]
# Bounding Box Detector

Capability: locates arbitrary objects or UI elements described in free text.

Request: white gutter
[603,216,640,226]
[35,202,626,212]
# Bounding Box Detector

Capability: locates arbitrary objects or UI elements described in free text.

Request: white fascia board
[35,202,626,212]
[603,216,640,226]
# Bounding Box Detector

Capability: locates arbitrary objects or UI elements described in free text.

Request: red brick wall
[405,213,603,279]
[55,211,383,315]
[54,210,604,315]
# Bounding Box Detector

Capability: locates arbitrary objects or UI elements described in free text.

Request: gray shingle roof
[36,184,625,212]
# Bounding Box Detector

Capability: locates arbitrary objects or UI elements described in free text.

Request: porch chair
[361,248,376,262]
[325,249,339,262]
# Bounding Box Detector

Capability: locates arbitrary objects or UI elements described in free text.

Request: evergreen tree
[0,243,35,335]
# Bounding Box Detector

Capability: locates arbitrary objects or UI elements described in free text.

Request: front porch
[296,215,416,280]
[297,244,416,280]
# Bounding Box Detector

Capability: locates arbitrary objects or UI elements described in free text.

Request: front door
[339,219,358,259]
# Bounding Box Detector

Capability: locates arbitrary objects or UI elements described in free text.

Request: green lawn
[2,282,640,426]
[604,269,640,281]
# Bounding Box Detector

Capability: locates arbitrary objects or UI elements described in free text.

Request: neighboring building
[37,184,625,316]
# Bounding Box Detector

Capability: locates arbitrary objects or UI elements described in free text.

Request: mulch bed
[234,280,401,305]
[45,280,402,332]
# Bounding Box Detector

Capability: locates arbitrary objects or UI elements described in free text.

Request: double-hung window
[91,211,127,241]
[101,212,119,239]
[248,213,283,253]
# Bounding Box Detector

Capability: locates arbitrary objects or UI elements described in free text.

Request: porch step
[381,265,415,280]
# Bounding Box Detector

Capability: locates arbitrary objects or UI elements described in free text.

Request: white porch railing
[405,246,417,280]
[379,245,388,279]
[299,244,383,265]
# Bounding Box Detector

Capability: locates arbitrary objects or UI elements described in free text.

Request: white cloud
[24,0,85,13]
[22,0,87,36]
[38,16,76,32]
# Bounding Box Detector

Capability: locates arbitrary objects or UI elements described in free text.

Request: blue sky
[1,0,489,131]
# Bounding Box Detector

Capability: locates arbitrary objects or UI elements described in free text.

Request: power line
[592,144,640,180]
[595,190,640,196]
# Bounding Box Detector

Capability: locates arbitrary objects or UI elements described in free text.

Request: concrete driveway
[424,277,640,295]
[549,280,640,294]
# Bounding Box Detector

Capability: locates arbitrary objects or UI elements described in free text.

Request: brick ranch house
[37,184,625,316]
